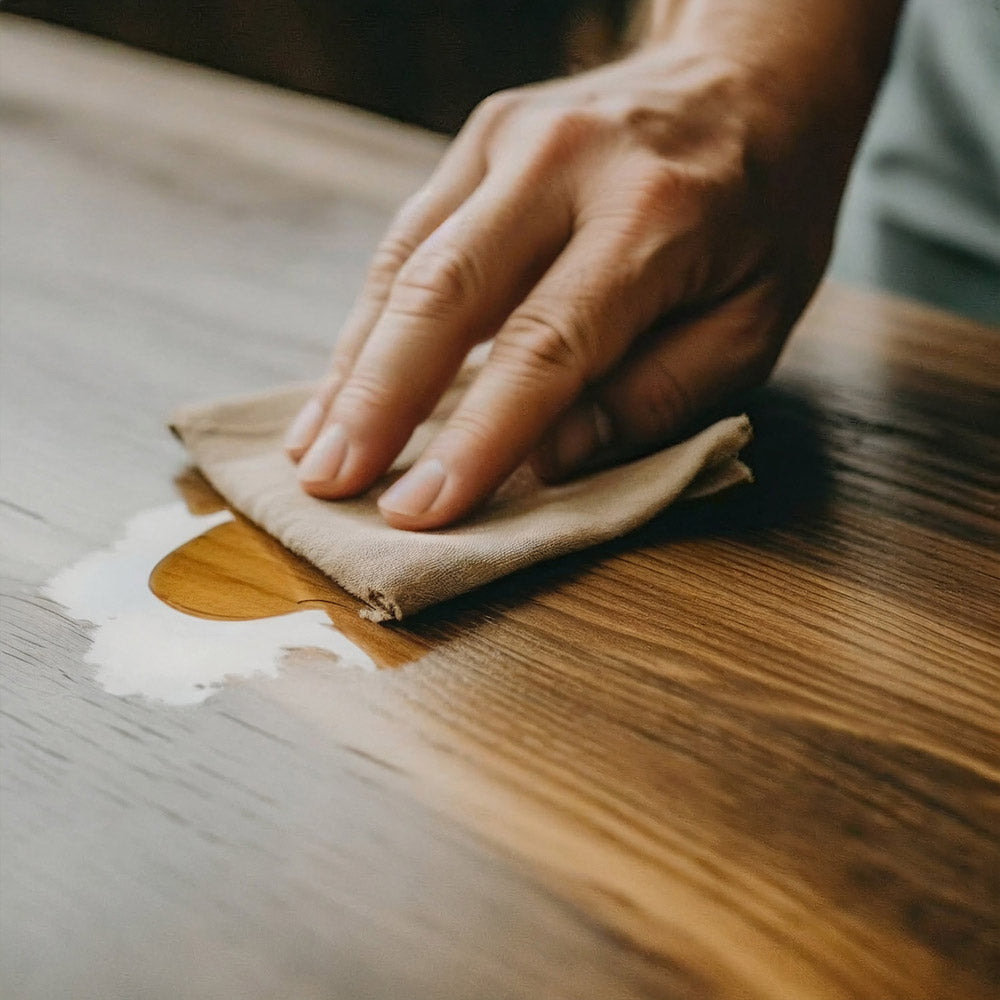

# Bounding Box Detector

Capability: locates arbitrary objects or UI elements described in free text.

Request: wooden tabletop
[2,17,998,1000]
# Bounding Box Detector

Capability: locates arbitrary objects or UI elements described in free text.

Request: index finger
[285,100,501,460]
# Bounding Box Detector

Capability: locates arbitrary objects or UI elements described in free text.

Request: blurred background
[5,1,637,132]
[7,1,998,323]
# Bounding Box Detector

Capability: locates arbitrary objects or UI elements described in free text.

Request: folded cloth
[170,379,752,622]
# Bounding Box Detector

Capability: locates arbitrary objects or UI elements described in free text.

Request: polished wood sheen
[2,16,998,1000]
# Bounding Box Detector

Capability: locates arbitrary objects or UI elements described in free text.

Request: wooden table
[2,17,998,1000]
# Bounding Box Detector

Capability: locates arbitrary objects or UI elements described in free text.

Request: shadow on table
[405,383,832,634]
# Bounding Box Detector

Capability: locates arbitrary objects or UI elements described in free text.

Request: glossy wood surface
[2,17,998,1000]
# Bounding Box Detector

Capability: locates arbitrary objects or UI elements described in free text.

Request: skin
[285,0,903,529]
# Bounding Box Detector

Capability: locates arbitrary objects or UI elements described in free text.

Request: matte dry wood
[1,16,998,1000]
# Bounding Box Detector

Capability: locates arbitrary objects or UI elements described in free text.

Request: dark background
[7,1,637,132]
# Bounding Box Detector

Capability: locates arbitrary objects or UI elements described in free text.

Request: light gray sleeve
[832,0,1000,324]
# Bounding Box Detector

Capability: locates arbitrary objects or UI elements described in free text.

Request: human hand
[285,5,898,529]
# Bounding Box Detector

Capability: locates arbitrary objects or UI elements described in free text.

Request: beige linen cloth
[171,376,752,622]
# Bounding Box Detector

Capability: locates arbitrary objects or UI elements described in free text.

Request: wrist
[642,0,902,146]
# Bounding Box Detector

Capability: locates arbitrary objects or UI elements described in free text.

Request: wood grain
[2,16,998,1000]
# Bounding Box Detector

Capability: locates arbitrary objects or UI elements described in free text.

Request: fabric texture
[171,379,752,622]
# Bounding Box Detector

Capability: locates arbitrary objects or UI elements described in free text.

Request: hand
[285,4,898,529]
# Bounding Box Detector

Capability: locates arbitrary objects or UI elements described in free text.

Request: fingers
[375,228,665,529]
[284,113,494,460]
[295,174,574,498]
[532,281,781,481]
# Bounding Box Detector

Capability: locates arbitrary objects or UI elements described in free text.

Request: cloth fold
[171,382,752,622]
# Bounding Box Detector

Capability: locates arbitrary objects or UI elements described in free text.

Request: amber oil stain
[152,469,430,668]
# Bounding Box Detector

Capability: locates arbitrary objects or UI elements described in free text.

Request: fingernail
[284,398,326,455]
[297,424,348,484]
[378,459,447,518]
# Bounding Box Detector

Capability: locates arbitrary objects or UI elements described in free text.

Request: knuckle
[389,245,480,321]
[621,103,663,134]
[322,361,350,396]
[439,408,496,450]
[548,107,599,140]
[496,308,590,382]
[619,150,742,233]
[393,188,433,229]
[366,234,417,296]
[531,108,604,169]
[633,165,689,212]
[469,89,523,131]
[335,370,396,417]
[632,358,691,438]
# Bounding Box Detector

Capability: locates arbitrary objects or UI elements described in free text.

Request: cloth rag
[171,380,752,622]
